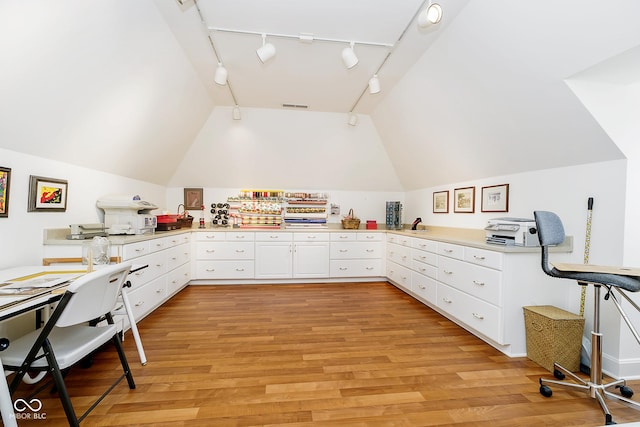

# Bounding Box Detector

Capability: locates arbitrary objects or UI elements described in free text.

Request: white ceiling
[162,0,467,114]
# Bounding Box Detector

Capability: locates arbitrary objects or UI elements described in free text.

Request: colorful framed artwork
[433,190,449,213]
[453,186,475,213]
[0,166,10,218]
[28,175,68,212]
[481,184,509,212]
[184,188,203,211]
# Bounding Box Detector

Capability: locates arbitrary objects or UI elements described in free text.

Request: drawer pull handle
[339,267,348,271]
[366,249,374,253]
[156,289,163,294]
[236,268,245,272]
[443,249,453,253]
[235,235,245,239]
[401,255,407,260]
[443,270,453,275]
[365,267,374,270]
[236,249,245,253]
[135,301,144,307]
[270,235,279,239]
[340,236,348,239]
[472,313,485,320]
[206,249,215,253]
[171,256,177,261]
[418,284,426,290]
[473,280,485,286]
[307,235,316,239]
[442,297,452,304]
[135,248,145,253]
[419,255,426,260]
[206,235,217,239]
[206,268,215,272]
[339,249,348,253]
[366,236,374,239]
[473,255,486,260]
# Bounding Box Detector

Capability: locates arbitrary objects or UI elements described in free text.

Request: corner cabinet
[385,233,571,357]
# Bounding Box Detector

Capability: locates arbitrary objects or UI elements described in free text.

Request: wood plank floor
[9,282,640,426]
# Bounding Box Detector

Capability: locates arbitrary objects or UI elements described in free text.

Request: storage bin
[523,305,584,372]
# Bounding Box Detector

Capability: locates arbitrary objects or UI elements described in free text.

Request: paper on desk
[1,272,83,290]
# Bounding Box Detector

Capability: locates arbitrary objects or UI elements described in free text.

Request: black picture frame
[0,166,11,218]
[28,175,68,212]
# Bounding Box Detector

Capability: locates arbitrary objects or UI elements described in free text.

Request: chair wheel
[618,385,634,398]
[553,369,565,380]
[540,385,553,397]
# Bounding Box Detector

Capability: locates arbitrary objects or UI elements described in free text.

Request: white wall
[0,148,166,270]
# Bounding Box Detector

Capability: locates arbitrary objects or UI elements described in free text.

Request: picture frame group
[432,183,509,214]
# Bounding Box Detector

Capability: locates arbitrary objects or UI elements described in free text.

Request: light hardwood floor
[9,282,640,426]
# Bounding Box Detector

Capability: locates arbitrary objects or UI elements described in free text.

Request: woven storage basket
[523,305,584,372]
[177,204,194,229]
[341,208,361,229]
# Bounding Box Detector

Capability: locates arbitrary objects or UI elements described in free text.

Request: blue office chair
[534,211,640,425]
[1,262,136,427]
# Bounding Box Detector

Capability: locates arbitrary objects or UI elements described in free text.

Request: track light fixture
[341,42,359,69]
[232,105,241,120]
[348,113,358,126]
[368,75,380,94]
[214,63,228,85]
[256,34,276,63]
[418,2,443,27]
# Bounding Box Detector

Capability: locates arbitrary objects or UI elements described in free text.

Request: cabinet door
[255,242,292,278]
[293,243,330,278]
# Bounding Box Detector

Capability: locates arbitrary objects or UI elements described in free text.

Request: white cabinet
[384,232,565,356]
[195,231,255,279]
[330,232,383,278]
[254,232,330,278]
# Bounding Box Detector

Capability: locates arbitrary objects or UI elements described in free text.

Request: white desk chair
[1,262,136,427]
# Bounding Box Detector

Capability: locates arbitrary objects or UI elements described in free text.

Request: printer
[485,217,539,246]
[96,194,158,235]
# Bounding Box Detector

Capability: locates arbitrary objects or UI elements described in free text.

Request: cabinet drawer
[331,242,382,259]
[127,251,167,289]
[330,259,382,277]
[167,263,190,294]
[255,232,293,242]
[225,232,255,241]
[127,277,167,320]
[331,232,356,241]
[386,261,411,290]
[149,237,169,253]
[386,243,411,268]
[196,232,225,241]
[166,244,191,271]
[411,238,437,253]
[411,271,437,305]
[196,260,254,279]
[411,249,438,267]
[464,247,503,270]
[164,233,191,247]
[437,283,502,343]
[294,232,330,242]
[196,242,254,259]
[438,257,502,305]
[357,233,383,242]
[122,241,151,260]
[437,242,464,260]
[411,259,437,279]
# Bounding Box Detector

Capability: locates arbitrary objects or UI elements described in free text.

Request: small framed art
[28,175,68,212]
[453,186,475,213]
[481,184,509,213]
[433,190,449,213]
[184,188,203,211]
[0,166,11,218]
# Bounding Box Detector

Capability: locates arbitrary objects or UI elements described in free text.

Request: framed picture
[481,184,509,212]
[0,166,11,218]
[432,190,449,213]
[184,188,203,211]
[453,186,475,213]
[28,175,68,212]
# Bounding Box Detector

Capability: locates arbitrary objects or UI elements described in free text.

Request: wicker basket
[523,305,584,372]
[341,208,361,229]
[177,204,194,229]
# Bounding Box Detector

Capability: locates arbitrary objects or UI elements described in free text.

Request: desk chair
[534,211,640,425]
[1,262,136,426]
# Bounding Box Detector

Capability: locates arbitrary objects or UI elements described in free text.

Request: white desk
[0,265,148,426]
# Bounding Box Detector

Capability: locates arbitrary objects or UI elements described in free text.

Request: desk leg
[119,289,147,365]
[0,358,18,427]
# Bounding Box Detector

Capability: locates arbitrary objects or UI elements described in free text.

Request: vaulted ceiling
[1,1,639,190]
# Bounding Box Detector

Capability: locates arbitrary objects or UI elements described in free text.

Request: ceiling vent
[282,104,309,109]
